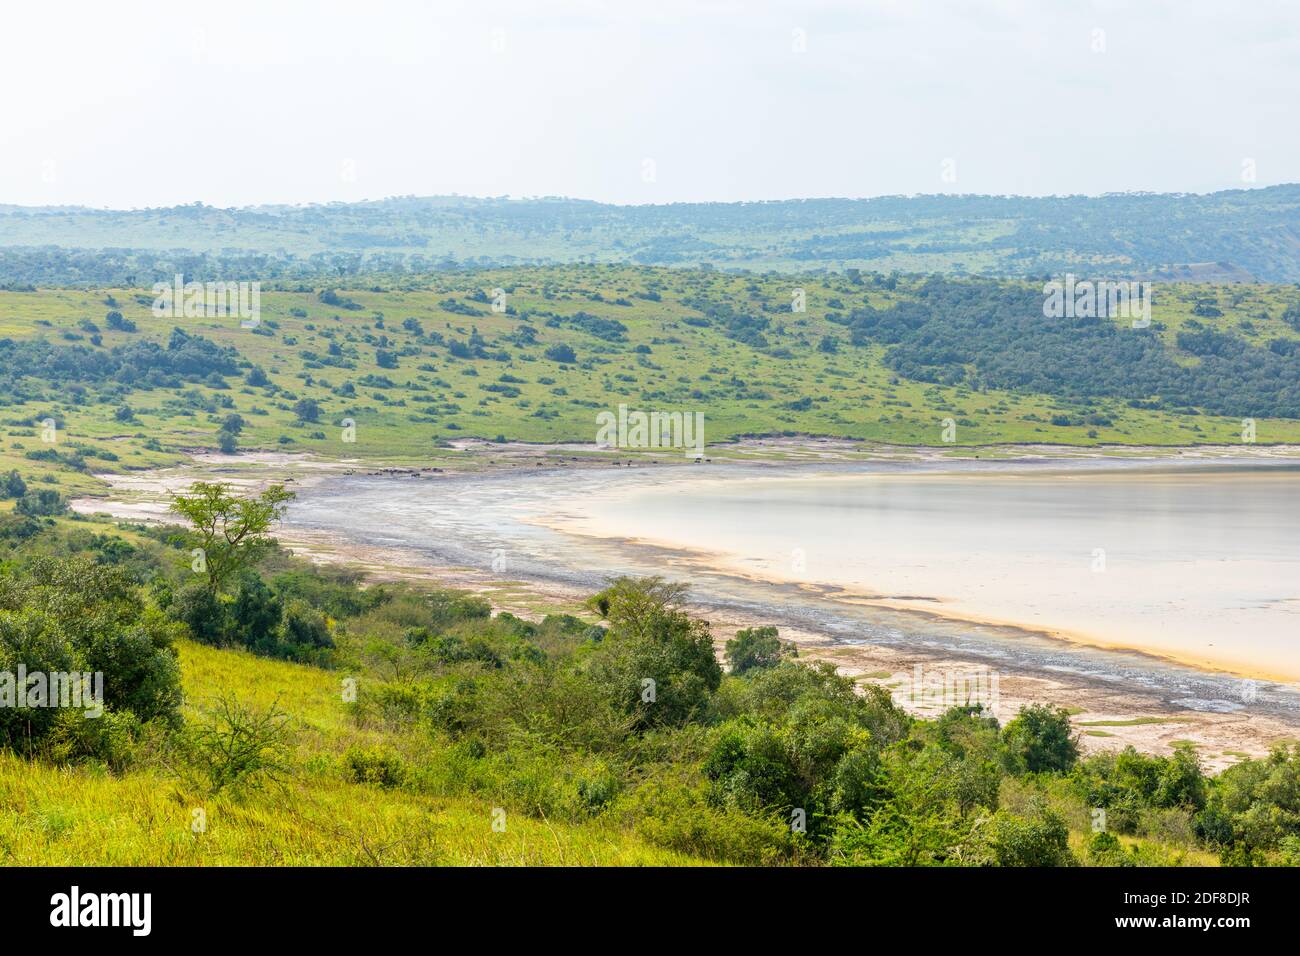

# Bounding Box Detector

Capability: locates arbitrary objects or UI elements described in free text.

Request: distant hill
[3,186,1300,283]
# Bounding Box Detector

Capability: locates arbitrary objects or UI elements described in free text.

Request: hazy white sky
[1,0,1296,208]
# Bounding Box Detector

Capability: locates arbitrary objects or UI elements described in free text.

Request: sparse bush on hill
[1,470,27,499]
[171,694,291,796]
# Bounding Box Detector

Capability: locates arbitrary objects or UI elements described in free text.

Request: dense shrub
[0,557,183,751]
[981,801,1077,867]
[0,470,26,499]
[169,581,230,646]
[724,625,795,675]
[584,577,722,729]
[232,574,282,651]
[343,745,406,787]
[628,776,795,865]
[282,599,333,650]
[14,489,66,517]
[1002,704,1079,774]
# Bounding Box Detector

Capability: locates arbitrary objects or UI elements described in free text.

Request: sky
[1,0,1297,209]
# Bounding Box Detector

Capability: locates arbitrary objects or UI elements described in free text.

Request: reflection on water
[285,458,1300,717]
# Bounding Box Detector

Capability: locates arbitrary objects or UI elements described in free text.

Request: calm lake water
[286,457,1300,712]
[568,465,1300,681]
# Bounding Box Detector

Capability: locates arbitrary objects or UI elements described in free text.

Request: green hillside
[2,266,1299,501]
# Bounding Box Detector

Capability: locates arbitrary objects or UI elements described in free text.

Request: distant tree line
[841,278,1300,418]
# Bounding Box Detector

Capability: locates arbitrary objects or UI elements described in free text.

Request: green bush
[1085,830,1137,867]
[1196,743,1300,862]
[44,709,144,773]
[0,557,183,753]
[343,745,406,788]
[169,580,230,646]
[172,695,291,796]
[1002,704,1079,774]
[830,744,981,866]
[575,768,621,815]
[724,625,795,675]
[0,470,26,499]
[629,776,794,865]
[282,599,333,651]
[584,577,722,729]
[15,489,66,517]
[232,574,283,651]
[981,801,1077,866]
[407,629,502,669]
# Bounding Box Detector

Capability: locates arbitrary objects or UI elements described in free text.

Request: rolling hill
[3,185,1300,284]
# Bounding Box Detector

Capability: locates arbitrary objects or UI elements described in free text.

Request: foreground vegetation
[0,494,1296,866]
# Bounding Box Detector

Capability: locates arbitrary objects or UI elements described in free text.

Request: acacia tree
[584,576,721,729]
[170,482,294,594]
[586,575,689,640]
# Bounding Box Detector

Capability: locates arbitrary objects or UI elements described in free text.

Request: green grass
[0,639,701,866]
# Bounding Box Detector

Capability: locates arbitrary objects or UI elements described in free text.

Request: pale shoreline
[70,442,1300,772]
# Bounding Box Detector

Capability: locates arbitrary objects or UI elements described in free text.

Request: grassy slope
[0,639,699,866]
[2,267,1300,498]
[0,594,1214,867]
